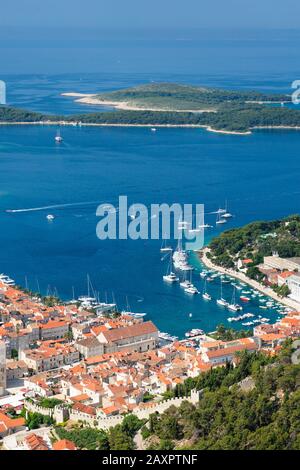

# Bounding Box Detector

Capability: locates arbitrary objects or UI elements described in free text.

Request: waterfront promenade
[199,247,300,312]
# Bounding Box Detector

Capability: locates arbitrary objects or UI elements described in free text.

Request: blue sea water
[1,30,300,338]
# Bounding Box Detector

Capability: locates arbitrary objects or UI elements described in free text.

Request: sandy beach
[199,247,300,311]
[61,92,217,113]
[206,126,251,135]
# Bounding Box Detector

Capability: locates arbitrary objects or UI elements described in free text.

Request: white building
[0,341,6,396]
[287,274,300,302]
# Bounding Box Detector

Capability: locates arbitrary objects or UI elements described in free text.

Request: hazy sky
[1,0,300,29]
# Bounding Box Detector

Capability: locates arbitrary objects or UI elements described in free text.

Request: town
[0,267,300,450]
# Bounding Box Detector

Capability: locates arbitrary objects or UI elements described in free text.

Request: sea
[1,29,300,338]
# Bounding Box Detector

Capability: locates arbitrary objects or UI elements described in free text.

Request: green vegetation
[1,83,300,133]
[167,350,273,398]
[41,295,61,307]
[55,425,109,450]
[11,348,18,359]
[211,324,253,341]
[273,284,291,298]
[54,414,144,450]
[38,398,63,409]
[209,214,300,268]
[144,346,300,450]
[94,83,289,111]
[142,392,155,402]
[21,410,54,430]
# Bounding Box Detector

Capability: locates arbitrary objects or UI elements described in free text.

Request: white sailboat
[227,286,243,312]
[78,275,97,306]
[183,271,198,293]
[121,296,147,318]
[202,279,211,300]
[180,271,192,289]
[216,207,226,215]
[160,239,172,253]
[163,258,179,283]
[216,212,227,225]
[222,200,233,219]
[216,279,228,307]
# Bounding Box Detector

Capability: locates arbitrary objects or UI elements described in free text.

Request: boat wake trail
[6,200,109,213]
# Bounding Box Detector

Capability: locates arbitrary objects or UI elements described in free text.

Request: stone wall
[24,389,201,430]
[24,400,69,422]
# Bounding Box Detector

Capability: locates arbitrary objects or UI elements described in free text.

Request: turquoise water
[0,118,299,337]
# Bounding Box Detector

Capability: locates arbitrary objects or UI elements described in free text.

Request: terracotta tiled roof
[99,321,158,343]
[53,439,77,451]
[206,342,257,359]
[72,402,96,415]
[25,433,49,451]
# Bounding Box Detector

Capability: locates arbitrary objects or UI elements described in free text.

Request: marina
[1,74,300,339]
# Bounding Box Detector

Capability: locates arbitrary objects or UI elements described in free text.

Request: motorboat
[185,285,199,295]
[163,272,179,283]
[55,130,63,143]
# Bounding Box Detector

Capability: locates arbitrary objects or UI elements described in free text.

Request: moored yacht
[163,271,179,283]
[203,292,211,300]
[185,285,199,295]
[227,287,242,312]
[202,278,211,300]
[0,274,15,286]
[172,240,193,271]
[216,279,228,307]
[216,212,227,225]
[217,298,229,307]
[180,279,192,289]
[222,200,233,218]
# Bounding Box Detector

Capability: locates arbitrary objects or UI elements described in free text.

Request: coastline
[199,247,300,311]
[61,92,217,113]
[0,121,252,135]
[3,120,300,135]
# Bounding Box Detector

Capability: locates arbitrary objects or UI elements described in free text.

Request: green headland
[1,82,300,134]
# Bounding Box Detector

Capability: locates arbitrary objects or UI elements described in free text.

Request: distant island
[2,82,300,134]
[62,83,290,112]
